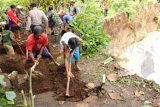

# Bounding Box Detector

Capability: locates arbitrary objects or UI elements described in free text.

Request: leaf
[5,91,16,100]
[0,75,6,87]
[0,81,6,87]
[0,75,4,81]
[134,90,145,97]
[7,100,15,105]
[102,57,113,64]
[141,105,151,107]
[108,92,123,100]
[107,74,119,82]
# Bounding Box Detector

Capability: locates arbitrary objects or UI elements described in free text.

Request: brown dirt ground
[2,48,160,107]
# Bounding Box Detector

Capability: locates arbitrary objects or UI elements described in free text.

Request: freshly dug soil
[17,61,89,102]
[0,55,26,74]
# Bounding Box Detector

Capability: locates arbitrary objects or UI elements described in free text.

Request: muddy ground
[1,48,160,107]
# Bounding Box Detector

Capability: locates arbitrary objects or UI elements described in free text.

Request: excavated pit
[0,55,89,102]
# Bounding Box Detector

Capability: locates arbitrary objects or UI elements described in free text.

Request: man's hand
[67,72,74,78]
[24,30,29,36]
[70,53,74,58]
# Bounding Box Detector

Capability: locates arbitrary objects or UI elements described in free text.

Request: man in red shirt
[7,5,20,40]
[26,26,59,65]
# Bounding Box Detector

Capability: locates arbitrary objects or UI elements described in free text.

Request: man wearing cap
[26,26,58,65]
[25,3,48,34]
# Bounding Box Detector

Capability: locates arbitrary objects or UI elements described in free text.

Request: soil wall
[104,4,159,57]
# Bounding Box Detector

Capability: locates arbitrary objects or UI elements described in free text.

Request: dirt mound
[18,61,88,102]
[104,4,159,57]
[0,55,26,74]
[53,65,88,102]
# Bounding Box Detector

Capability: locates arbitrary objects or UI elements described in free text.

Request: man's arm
[64,45,69,75]
[36,45,45,61]
[25,16,31,31]
[28,50,36,63]
[42,12,48,30]
[10,32,18,43]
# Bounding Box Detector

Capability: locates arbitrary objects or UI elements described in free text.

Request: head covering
[33,26,43,34]
[17,5,22,9]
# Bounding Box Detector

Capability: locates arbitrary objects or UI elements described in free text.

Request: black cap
[33,26,43,34]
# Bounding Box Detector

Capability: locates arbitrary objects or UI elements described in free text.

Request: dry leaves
[134,90,145,97]
[108,92,123,100]
[107,74,119,82]
[85,83,95,89]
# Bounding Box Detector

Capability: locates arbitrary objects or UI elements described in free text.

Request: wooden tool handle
[66,56,71,96]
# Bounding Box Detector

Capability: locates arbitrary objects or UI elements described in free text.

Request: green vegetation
[0,75,16,107]
[70,1,110,56]
[108,0,152,20]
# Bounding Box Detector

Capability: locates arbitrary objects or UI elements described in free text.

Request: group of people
[0,0,81,78]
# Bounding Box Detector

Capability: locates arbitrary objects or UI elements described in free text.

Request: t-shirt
[26,7,48,30]
[63,15,73,24]
[26,33,48,51]
[7,9,18,27]
[2,30,13,46]
[69,6,78,16]
[60,32,79,52]
[48,10,62,26]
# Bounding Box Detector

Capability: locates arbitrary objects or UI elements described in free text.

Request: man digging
[26,26,59,65]
[60,26,83,78]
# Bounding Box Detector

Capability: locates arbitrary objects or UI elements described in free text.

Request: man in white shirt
[25,3,48,34]
[60,26,82,78]
[69,0,78,16]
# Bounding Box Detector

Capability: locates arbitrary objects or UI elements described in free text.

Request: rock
[108,92,123,100]
[85,83,95,89]
[84,96,98,103]
[8,71,19,90]
[156,103,160,106]
[58,101,65,105]
[134,90,145,97]
[102,57,113,64]
[76,103,89,107]
[107,74,119,82]
[144,100,152,105]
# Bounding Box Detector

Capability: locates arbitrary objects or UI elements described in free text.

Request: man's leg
[3,45,15,55]
[41,47,60,65]
[53,26,61,47]
[73,47,81,71]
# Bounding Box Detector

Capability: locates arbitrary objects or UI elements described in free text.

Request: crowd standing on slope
[0,0,109,78]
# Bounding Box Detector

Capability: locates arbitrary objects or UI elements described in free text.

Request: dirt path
[31,48,160,107]
[1,47,160,106]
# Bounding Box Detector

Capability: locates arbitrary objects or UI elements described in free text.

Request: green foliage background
[108,0,152,20]
[70,1,110,56]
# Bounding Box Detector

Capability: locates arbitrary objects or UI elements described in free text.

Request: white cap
[17,5,22,9]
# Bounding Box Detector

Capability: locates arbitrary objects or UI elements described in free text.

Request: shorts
[67,47,80,62]
[27,47,52,63]
[3,44,15,55]
[11,26,20,32]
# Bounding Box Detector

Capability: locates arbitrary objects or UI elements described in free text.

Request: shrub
[70,1,111,56]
